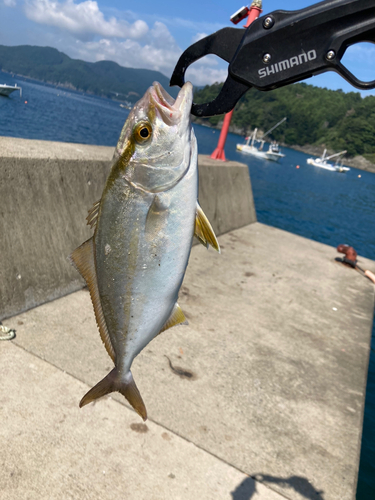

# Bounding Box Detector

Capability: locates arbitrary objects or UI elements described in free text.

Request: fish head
[114,81,195,193]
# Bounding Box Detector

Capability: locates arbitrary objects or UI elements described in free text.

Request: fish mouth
[150,81,193,125]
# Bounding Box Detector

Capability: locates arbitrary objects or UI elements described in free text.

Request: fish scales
[95,140,198,368]
[70,82,219,421]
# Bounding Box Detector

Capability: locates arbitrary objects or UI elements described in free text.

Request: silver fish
[71,81,219,421]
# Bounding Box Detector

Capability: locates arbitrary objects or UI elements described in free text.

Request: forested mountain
[194,82,375,159]
[0,45,178,102]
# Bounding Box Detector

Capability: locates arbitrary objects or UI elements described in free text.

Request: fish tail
[79,368,147,421]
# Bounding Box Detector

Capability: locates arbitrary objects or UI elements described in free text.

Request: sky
[0,0,375,93]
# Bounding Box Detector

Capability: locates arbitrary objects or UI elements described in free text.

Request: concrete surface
[195,155,257,236]
[0,136,256,320]
[2,223,374,500]
[0,137,112,321]
[1,341,284,500]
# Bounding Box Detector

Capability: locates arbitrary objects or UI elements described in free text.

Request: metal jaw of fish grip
[171,0,375,117]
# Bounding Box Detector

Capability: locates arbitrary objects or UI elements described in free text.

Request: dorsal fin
[86,200,101,229]
[195,202,220,253]
[158,303,188,335]
[70,238,115,362]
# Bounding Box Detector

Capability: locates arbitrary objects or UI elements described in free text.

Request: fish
[70,81,220,421]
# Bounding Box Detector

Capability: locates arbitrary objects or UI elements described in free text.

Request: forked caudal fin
[80,369,147,421]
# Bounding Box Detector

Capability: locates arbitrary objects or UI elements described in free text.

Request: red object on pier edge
[210,3,262,161]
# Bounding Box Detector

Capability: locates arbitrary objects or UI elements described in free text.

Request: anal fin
[70,238,115,362]
[195,202,220,253]
[158,303,188,335]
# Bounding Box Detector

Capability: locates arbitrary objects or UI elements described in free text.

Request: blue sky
[0,0,374,93]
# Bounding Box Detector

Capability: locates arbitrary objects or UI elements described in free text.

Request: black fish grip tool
[170,0,375,116]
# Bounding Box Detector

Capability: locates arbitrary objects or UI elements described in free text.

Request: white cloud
[70,23,181,74]
[67,22,227,84]
[186,66,228,86]
[108,8,225,36]
[191,32,208,44]
[24,0,148,39]
[3,0,17,6]
[5,0,227,86]
[148,21,176,49]
[343,42,375,62]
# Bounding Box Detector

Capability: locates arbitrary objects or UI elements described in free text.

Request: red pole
[210,1,262,161]
[210,110,234,160]
[244,0,263,27]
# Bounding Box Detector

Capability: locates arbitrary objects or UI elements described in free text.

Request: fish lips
[150,81,193,129]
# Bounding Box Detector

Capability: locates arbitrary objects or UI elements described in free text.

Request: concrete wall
[0,136,256,320]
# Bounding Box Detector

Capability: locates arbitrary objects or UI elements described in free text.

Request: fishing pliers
[170,0,375,117]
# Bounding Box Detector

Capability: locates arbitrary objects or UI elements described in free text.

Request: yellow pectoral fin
[195,202,220,253]
[70,238,115,362]
[194,214,208,249]
[158,303,188,336]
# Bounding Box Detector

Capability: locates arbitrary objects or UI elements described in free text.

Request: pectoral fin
[195,202,220,253]
[70,238,115,362]
[158,303,188,335]
[145,195,168,241]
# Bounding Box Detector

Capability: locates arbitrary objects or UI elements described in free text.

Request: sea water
[1,71,374,499]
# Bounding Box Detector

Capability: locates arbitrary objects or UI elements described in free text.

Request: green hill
[194,82,375,158]
[0,45,178,102]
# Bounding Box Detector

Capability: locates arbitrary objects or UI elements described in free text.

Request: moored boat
[0,83,22,97]
[237,130,285,161]
[236,117,286,162]
[307,149,350,172]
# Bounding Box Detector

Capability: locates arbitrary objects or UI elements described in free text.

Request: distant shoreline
[291,144,375,174]
[1,69,122,101]
[3,68,375,174]
[192,117,375,174]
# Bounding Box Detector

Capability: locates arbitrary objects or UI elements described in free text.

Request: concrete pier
[0,136,255,320]
[0,138,374,500]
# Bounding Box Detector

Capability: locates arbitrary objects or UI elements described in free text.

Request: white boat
[0,83,22,97]
[237,131,285,161]
[236,118,286,162]
[307,149,350,172]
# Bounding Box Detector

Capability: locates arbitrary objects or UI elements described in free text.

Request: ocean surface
[1,72,374,499]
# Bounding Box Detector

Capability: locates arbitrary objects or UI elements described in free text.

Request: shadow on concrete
[230,477,256,499]
[231,474,325,500]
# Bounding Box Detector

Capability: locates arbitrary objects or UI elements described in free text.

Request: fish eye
[133,122,152,144]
